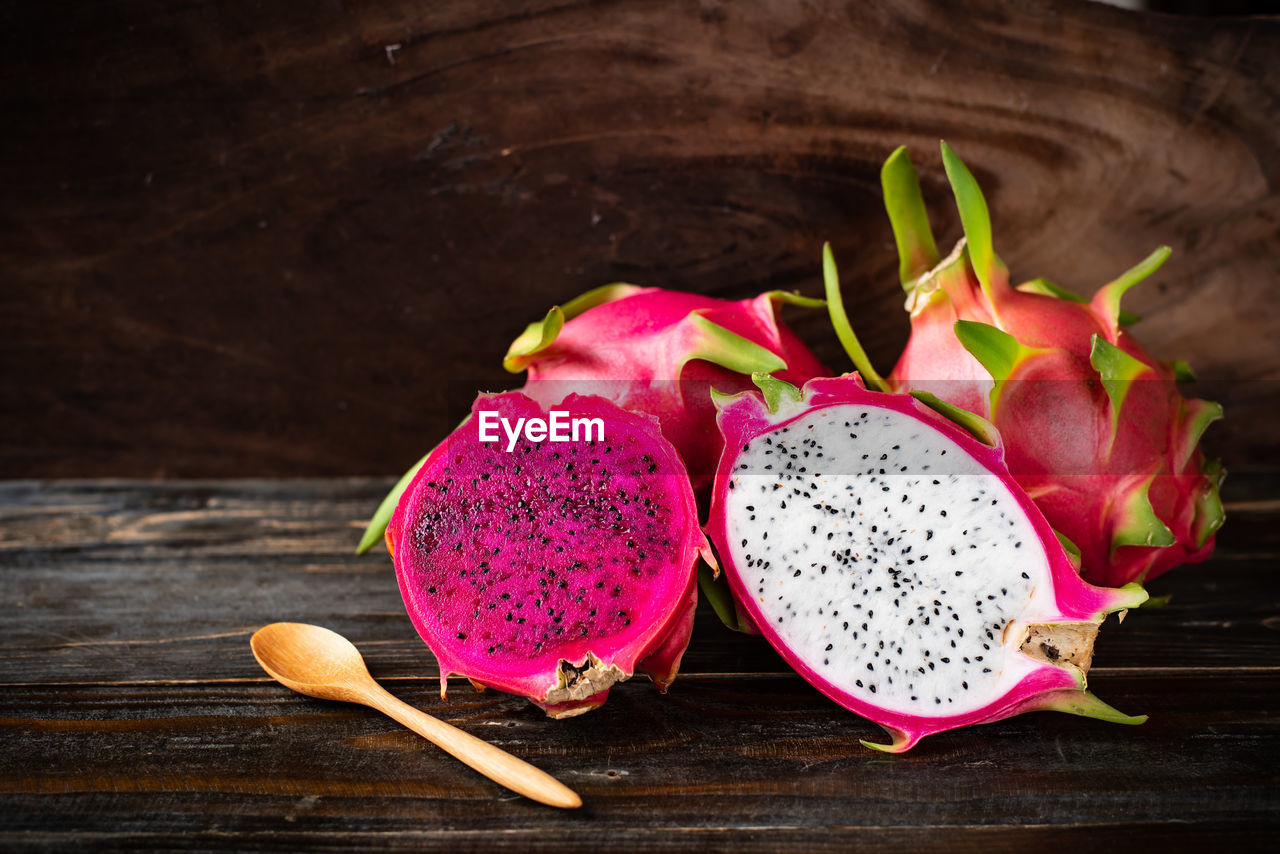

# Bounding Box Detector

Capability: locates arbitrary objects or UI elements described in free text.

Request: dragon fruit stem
[697,563,757,634]
[940,141,1006,301]
[1018,276,1143,326]
[751,371,805,413]
[908,390,1000,447]
[503,283,643,372]
[822,243,888,391]
[1089,334,1156,444]
[765,290,827,309]
[356,452,428,555]
[1193,460,1227,548]
[952,320,1047,412]
[880,145,941,289]
[860,727,916,754]
[1035,690,1148,725]
[1091,246,1171,335]
[1111,477,1177,553]
[681,313,788,376]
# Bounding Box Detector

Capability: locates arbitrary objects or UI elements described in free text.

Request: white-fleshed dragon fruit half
[385,391,711,718]
[705,374,1148,752]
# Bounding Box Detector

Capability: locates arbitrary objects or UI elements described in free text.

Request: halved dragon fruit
[706,374,1147,752]
[503,285,830,487]
[385,391,711,718]
[828,142,1224,588]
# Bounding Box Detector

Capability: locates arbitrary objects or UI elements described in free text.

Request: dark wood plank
[1,479,1276,685]
[4,825,1278,854]
[1,673,1277,851]
[1,479,1278,849]
[1,0,1276,478]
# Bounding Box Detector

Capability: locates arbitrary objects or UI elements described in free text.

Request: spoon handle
[360,682,582,809]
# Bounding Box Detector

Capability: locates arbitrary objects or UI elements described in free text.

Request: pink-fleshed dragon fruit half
[502,285,831,489]
[706,373,1148,752]
[825,142,1224,589]
[385,391,711,718]
[358,285,827,631]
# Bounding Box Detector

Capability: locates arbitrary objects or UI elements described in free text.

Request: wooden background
[2,0,1277,479]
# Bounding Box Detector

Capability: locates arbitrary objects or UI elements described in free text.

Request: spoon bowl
[251,622,375,702]
[250,622,582,809]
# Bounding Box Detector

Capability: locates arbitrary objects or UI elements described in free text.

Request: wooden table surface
[2,476,1277,851]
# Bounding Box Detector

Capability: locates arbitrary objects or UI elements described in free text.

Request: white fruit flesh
[723,405,1058,717]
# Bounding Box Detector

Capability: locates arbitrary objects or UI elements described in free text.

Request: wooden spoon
[250,622,582,809]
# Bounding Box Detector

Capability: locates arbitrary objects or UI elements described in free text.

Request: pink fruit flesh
[706,375,1146,752]
[385,391,708,718]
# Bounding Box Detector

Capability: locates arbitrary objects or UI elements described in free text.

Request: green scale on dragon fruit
[823,141,1224,589]
[384,391,712,718]
[705,374,1148,752]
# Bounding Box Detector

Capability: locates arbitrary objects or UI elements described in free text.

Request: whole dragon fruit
[706,373,1148,752]
[503,285,830,488]
[826,142,1224,588]
[385,390,711,718]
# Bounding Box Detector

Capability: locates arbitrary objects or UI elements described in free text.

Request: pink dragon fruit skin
[706,374,1148,752]
[385,391,712,718]
[503,285,830,488]
[837,142,1224,589]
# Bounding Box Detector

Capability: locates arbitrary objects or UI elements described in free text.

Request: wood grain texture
[1,479,1277,850]
[1,476,1276,684]
[1,675,1277,850]
[1,0,1276,478]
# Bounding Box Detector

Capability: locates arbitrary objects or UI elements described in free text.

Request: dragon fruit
[825,142,1224,588]
[356,286,827,557]
[706,374,1148,752]
[503,285,830,487]
[384,390,711,718]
